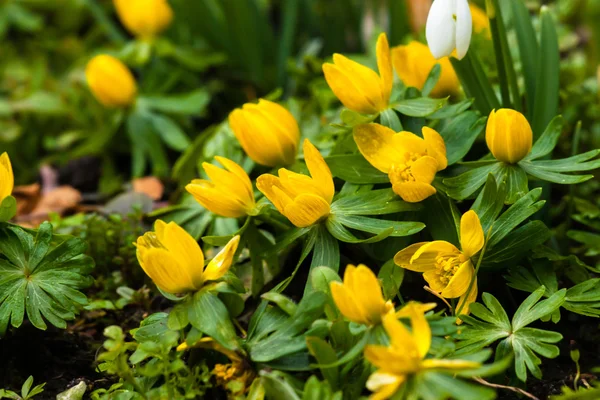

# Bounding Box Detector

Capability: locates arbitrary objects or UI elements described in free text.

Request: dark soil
[0,305,149,399]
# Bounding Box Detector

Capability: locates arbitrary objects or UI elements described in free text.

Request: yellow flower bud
[186,156,256,218]
[229,99,300,167]
[322,33,393,115]
[135,220,240,294]
[0,152,14,204]
[330,264,394,325]
[486,109,533,164]
[85,55,137,108]
[256,139,334,228]
[392,41,459,98]
[113,0,173,39]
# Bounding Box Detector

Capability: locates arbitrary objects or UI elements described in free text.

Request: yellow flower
[186,157,255,218]
[330,264,394,325]
[256,139,334,228]
[364,306,481,400]
[394,210,483,315]
[229,99,300,167]
[470,3,490,35]
[486,108,533,164]
[0,152,14,204]
[323,33,393,115]
[113,0,173,39]
[85,55,137,108]
[354,123,447,203]
[135,220,240,294]
[392,41,459,98]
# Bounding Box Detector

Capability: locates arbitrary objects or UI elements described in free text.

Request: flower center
[435,254,462,285]
[389,152,425,184]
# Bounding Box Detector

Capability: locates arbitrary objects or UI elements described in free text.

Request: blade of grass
[487,0,521,111]
[532,7,559,139]
[451,51,500,115]
[510,0,539,118]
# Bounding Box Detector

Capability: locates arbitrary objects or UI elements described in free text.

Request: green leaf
[0,224,93,335]
[439,112,486,165]
[532,8,559,138]
[423,192,460,246]
[451,51,500,115]
[333,214,424,237]
[306,337,339,389]
[512,286,566,331]
[393,97,448,117]
[325,154,388,184]
[379,109,402,131]
[457,288,563,382]
[421,64,441,98]
[525,116,564,160]
[443,162,502,200]
[510,0,539,117]
[520,162,593,185]
[378,258,404,301]
[145,112,191,151]
[249,293,327,363]
[188,290,240,351]
[427,98,474,120]
[494,163,528,204]
[138,89,210,115]
[325,217,393,244]
[0,195,17,222]
[487,187,544,248]
[331,188,419,216]
[471,175,506,234]
[262,293,298,316]
[484,221,551,265]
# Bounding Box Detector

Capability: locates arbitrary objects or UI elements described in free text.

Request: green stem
[82,0,127,44]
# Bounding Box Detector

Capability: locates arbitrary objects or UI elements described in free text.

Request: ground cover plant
[2,0,600,399]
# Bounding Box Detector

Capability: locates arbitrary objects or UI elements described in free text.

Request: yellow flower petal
[391,131,427,155]
[354,123,405,173]
[283,193,331,228]
[421,358,481,370]
[158,221,205,288]
[114,0,173,38]
[460,210,484,258]
[330,281,366,324]
[412,241,460,262]
[332,53,385,111]
[302,139,335,204]
[376,33,393,108]
[203,235,241,282]
[392,41,459,98]
[422,127,448,171]
[396,302,437,317]
[394,242,431,271]
[256,174,289,214]
[381,312,418,353]
[139,248,196,293]
[485,109,532,164]
[229,101,299,167]
[405,307,431,358]
[456,279,478,318]
[353,265,387,324]
[85,55,137,108]
[186,180,249,218]
[366,372,405,400]
[214,156,254,199]
[0,152,14,202]
[441,260,474,298]
[409,156,439,184]
[391,181,437,203]
[323,63,378,115]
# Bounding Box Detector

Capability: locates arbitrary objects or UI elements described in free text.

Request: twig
[473,377,539,400]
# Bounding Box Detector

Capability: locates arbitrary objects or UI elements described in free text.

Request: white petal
[454,0,473,59]
[426,0,457,59]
